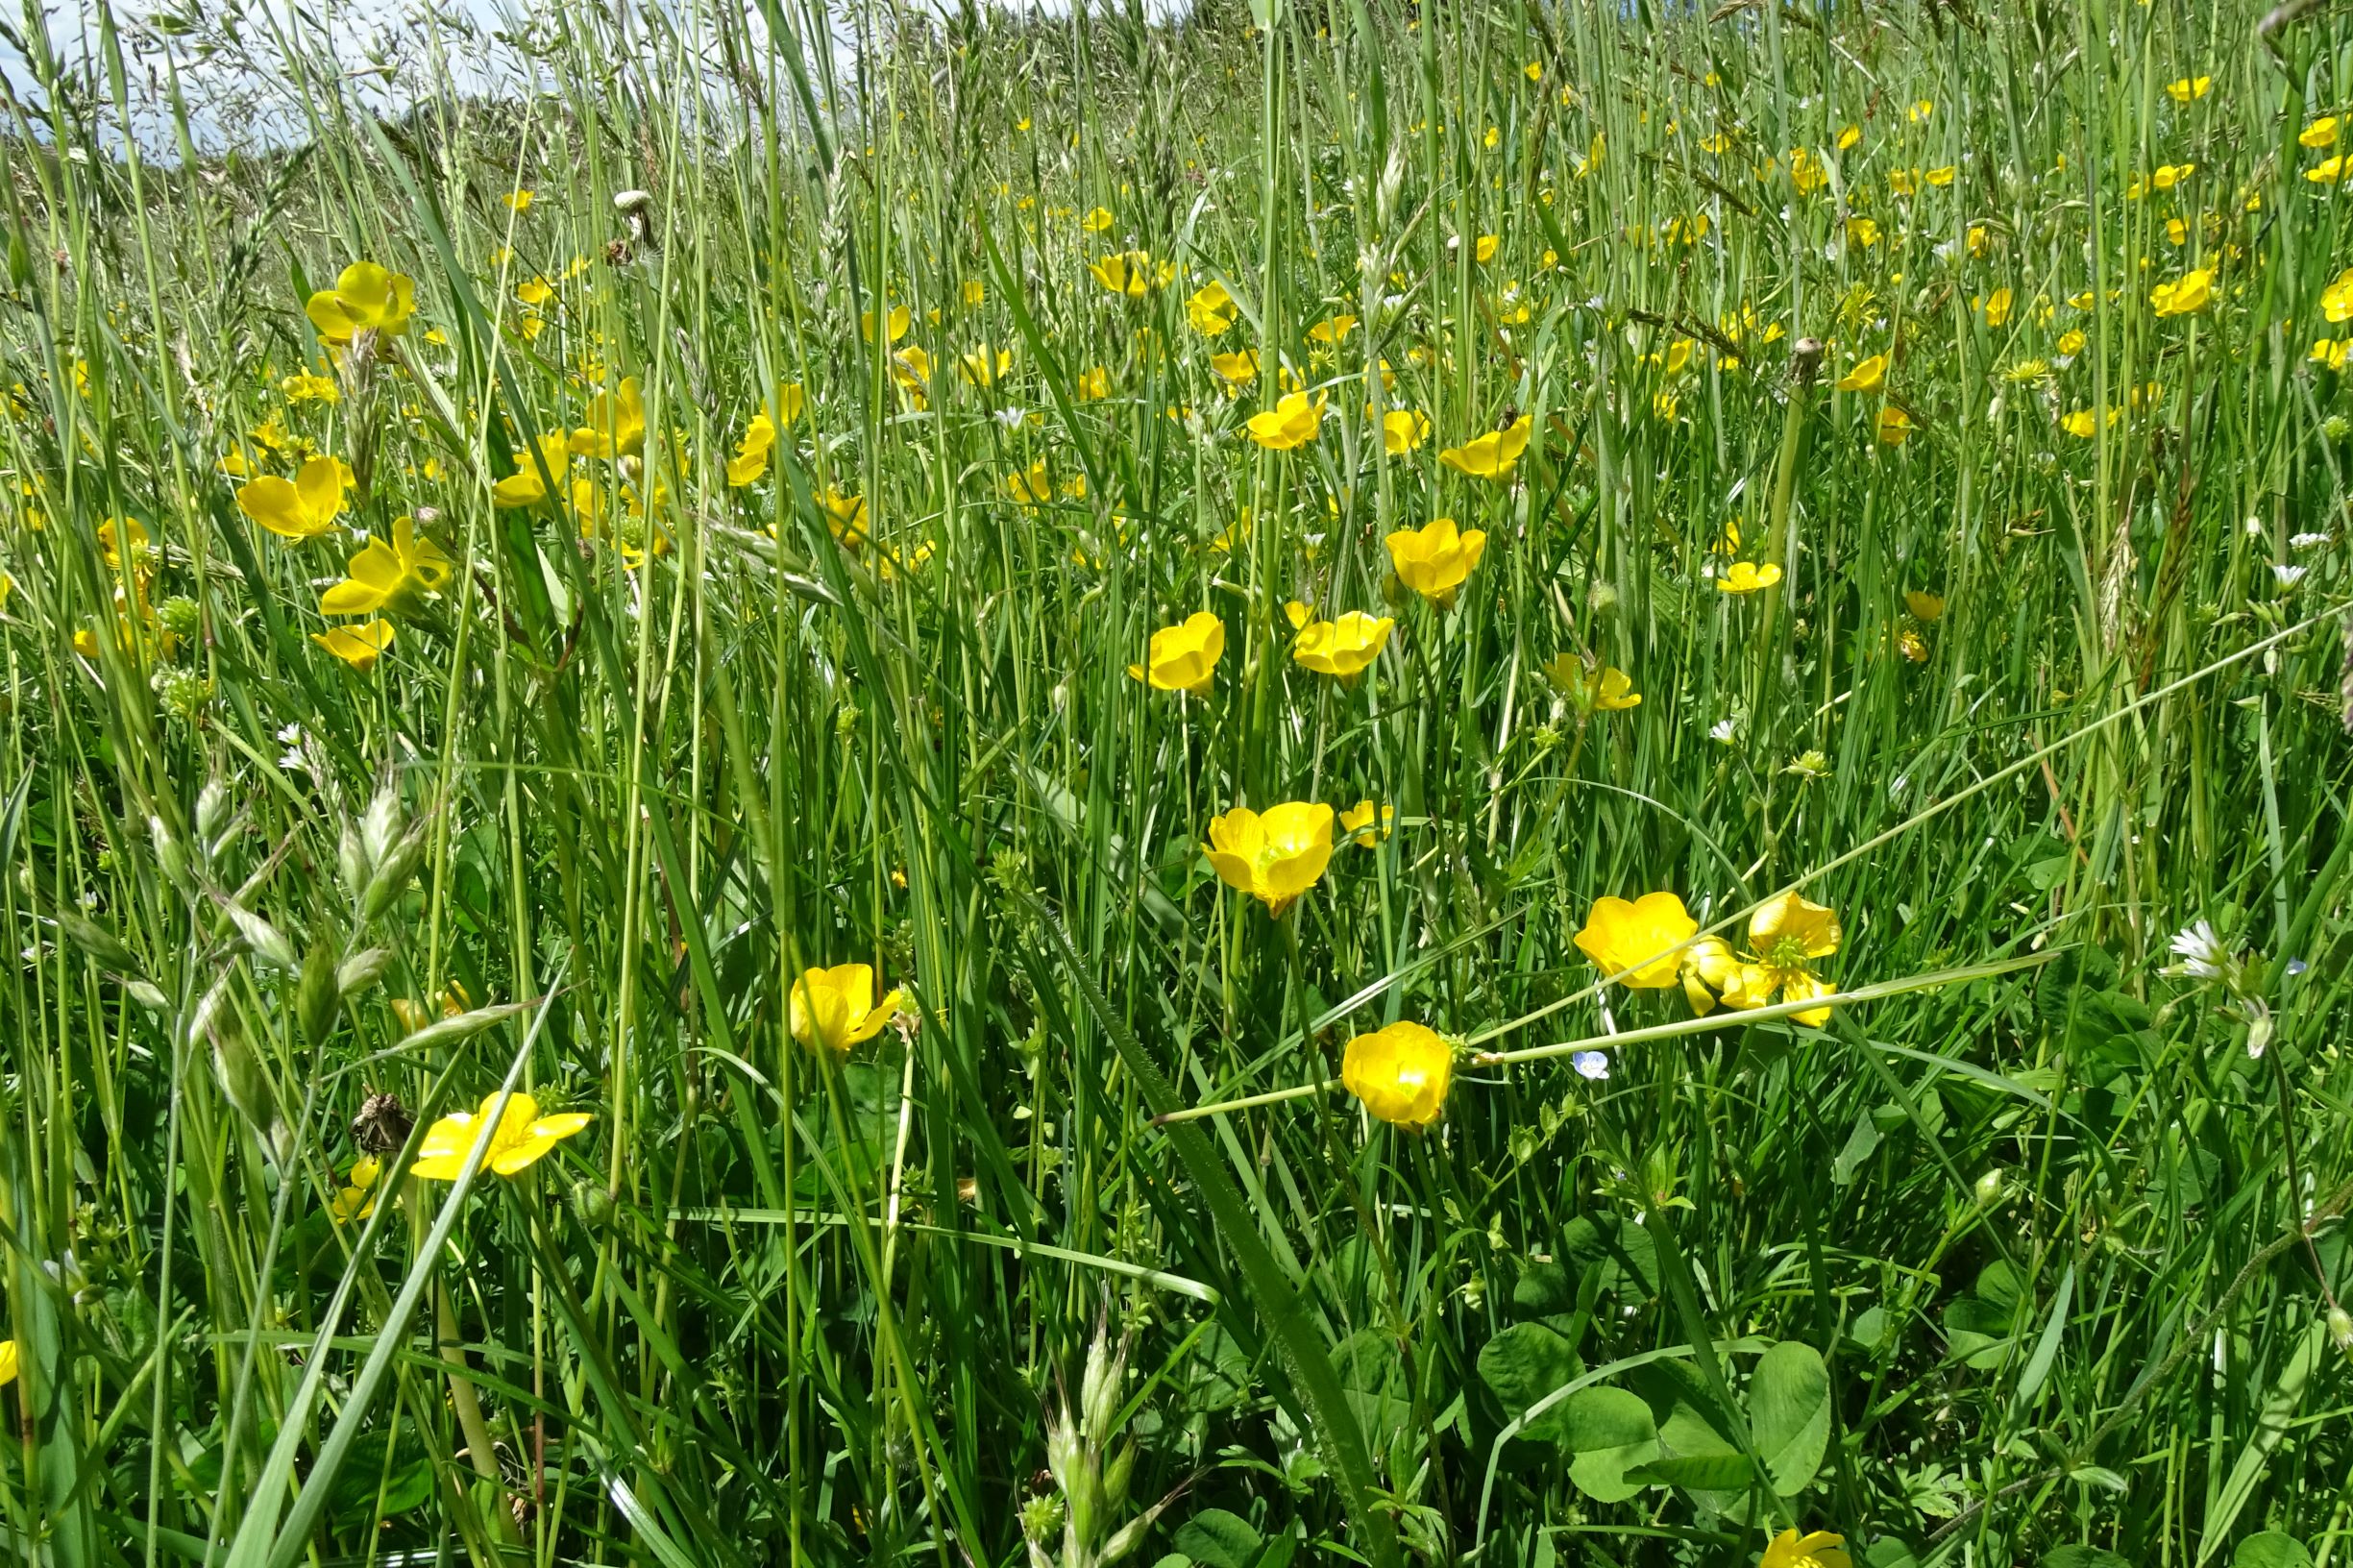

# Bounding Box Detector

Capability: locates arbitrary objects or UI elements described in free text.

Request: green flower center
[1764,935,1814,969]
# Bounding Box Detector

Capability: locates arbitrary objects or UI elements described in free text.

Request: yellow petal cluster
[1438,416,1532,479]
[790,964,906,1055]
[411,1091,593,1180]
[1204,802,1335,917]
[1129,612,1225,694]
[1385,518,1487,607]
[1341,1020,1453,1128]
[1291,610,1394,676]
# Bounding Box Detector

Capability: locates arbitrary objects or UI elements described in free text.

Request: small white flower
[2245,516,2266,538]
[1708,718,1738,744]
[2167,919,2229,981]
[2273,564,2308,586]
[2292,531,2332,550]
[1572,1049,1610,1081]
[993,406,1026,430]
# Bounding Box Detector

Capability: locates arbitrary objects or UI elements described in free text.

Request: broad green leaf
[1556,1386,1659,1503]
[1477,1322,1580,1440]
[1748,1340,1831,1496]
[2234,1532,2314,1568]
[1175,1507,1264,1568]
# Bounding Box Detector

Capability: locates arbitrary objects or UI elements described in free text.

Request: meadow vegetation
[5,0,2353,1563]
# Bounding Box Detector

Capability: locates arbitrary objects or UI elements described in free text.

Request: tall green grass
[4,0,2353,1563]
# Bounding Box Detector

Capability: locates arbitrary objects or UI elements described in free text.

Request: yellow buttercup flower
[1473,233,1501,263]
[1129,612,1224,694]
[235,456,353,540]
[1080,206,1115,233]
[0,1339,15,1387]
[1188,280,1240,335]
[306,261,417,344]
[329,1155,381,1224]
[1246,390,1326,450]
[1438,415,1532,479]
[2164,75,2211,103]
[892,345,932,406]
[1683,891,1844,1026]
[1203,802,1335,917]
[493,432,572,508]
[1382,409,1432,453]
[1981,286,2014,327]
[790,964,906,1055]
[1339,799,1395,846]
[2323,269,2353,323]
[1546,655,1640,711]
[1385,518,1486,607]
[1760,1530,1850,1568]
[319,516,452,618]
[97,516,148,569]
[312,620,395,670]
[1292,610,1394,676]
[410,1091,593,1180]
[959,344,1015,386]
[1305,313,1357,345]
[1341,1020,1453,1128]
[1717,560,1782,595]
[821,487,869,546]
[2307,155,2346,184]
[1904,589,1945,621]
[2149,268,2213,317]
[1006,459,1059,508]
[1211,348,1261,388]
[1075,366,1112,401]
[862,304,912,343]
[728,414,778,487]
[1875,406,1914,446]
[2302,116,2340,149]
[1090,250,1173,297]
[1574,892,1698,988]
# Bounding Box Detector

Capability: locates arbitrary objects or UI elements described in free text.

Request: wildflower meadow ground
[5,0,2353,1563]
